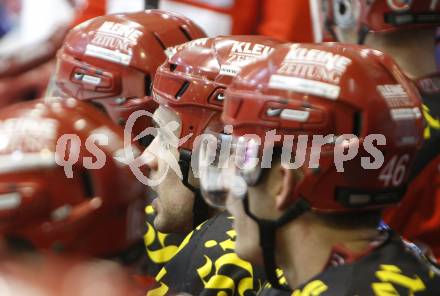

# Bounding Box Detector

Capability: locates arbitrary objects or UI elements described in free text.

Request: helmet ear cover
[56,53,122,100]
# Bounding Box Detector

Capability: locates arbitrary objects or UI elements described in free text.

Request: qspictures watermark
[46,110,406,187]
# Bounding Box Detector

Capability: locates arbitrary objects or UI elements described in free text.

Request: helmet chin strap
[242,195,310,291]
[178,149,211,228]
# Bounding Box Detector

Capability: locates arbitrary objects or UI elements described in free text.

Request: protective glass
[198,132,262,209]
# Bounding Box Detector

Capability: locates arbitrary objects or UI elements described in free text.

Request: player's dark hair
[263,147,382,230]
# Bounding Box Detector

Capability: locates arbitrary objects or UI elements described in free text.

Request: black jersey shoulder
[149,211,266,295]
[259,237,440,295]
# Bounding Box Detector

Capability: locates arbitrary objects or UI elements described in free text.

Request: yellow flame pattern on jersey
[262,268,288,290]
[372,265,426,296]
[195,229,258,295]
[422,104,440,139]
[144,206,182,264]
[148,216,261,295]
[146,222,206,296]
[291,280,328,296]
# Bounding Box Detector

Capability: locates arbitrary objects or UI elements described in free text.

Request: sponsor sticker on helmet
[269,75,341,100]
[390,107,422,121]
[279,109,310,122]
[377,84,413,108]
[81,75,102,86]
[0,118,58,153]
[268,45,352,100]
[0,192,21,210]
[377,84,421,127]
[85,21,143,66]
[164,38,209,58]
[219,41,275,76]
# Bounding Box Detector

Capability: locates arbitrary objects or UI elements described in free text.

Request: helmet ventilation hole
[145,75,152,96]
[169,63,178,72]
[179,26,193,41]
[353,112,362,137]
[81,171,95,199]
[175,81,190,99]
[153,32,167,50]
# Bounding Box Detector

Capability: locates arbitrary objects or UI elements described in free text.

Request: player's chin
[154,211,188,233]
[153,215,165,233]
[235,238,263,265]
[153,210,172,233]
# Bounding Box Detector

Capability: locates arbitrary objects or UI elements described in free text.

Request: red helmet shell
[0,98,146,256]
[55,10,207,141]
[152,35,283,150]
[223,43,425,212]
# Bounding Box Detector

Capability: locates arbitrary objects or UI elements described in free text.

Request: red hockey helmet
[53,10,206,145]
[199,43,425,212]
[326,0,440,42]
[150,35,281,216]
[0,98,146,256]
[151,35,282,152]
[0,251,149,296]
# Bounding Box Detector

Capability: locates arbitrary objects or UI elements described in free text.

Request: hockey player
[144,35,281,295]
[0,98,146,261]
[322,0,440,260]
[53,10,206,146]
[51,9,207,275]
[0,99,153,289]
[0,0,157,107]
[199,42,440,294]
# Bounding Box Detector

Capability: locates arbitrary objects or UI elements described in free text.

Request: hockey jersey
[259,234,440,295]
[384,74,440,260]
[147,211,266,295]
[144,205,187,277]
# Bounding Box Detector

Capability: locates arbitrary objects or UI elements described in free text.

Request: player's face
[144,106,194,233]
[226,194,263,265]
[198,134,280,264]
[226,161,287,265]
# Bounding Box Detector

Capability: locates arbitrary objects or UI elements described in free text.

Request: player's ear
[275,164,301,211]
